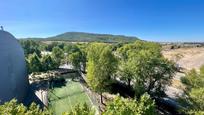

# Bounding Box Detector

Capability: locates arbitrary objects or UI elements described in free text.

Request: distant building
[0,30,28,104]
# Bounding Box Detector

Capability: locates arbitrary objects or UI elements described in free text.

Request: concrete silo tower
[0,30,28,104]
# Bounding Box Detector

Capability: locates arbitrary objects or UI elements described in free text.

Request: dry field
[163,47,204,71]
[163,47,204,98]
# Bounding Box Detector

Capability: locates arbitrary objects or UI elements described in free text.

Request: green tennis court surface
[48,77,92,115]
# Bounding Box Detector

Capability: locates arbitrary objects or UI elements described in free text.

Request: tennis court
[48,75,93,115]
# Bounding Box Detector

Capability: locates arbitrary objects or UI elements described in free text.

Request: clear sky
[1,0,204,42]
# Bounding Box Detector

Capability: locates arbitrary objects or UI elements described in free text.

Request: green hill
[24,32,139,43]
[47,32,139,42]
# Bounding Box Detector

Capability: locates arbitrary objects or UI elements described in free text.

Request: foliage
[0,99,50,115]
[64,44,80,54]
[19,40,41,57]
[27,53,59,73]
[64,44,87,71]
[27,53,42,73]
[117,41,176,98]
[41,55,58,71]
[180,66,204,114]
[63,103,95,115]
[117,40,161,60]
[87,43,118,103]
[131,50,176,97]
[68,52,82,70]
[118,59,134,87]
[52,46,64,67]
[103,93,155,115]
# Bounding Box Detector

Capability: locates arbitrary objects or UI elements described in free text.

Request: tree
[117,40,161,60]
[63,103,95,115]
[41,55,58,71]
[117,41,176,98]
[180,66,204,114]
[130,50,176,97]
[103,93,155,115]
[19,40,41,57]
[118,59,134,88]
[52,46,64,67]
[28,53,42,72]
[87,43,118,103]
[75,44,88,72]
[68,52,82,70]
[0,99,50,115]
[116,41,162,89]
[64,44,80,54]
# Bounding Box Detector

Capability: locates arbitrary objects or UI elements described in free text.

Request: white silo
[0,30,28,104]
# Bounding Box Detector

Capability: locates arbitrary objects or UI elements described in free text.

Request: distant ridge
[22,32,139,43]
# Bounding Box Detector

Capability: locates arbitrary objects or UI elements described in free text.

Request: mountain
[23,32,139,43]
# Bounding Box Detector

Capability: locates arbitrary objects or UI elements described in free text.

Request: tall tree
[68,51,82,70]
[87,43,118,103]
[118,59,135,88]
[131,50,176,97]
[52,46,64,67]
[19,40,41,57]
[41,55,58,71]
[28,53,42,72]
[117,41,176,98]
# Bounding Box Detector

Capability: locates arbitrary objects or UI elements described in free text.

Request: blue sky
[1,0,204,42]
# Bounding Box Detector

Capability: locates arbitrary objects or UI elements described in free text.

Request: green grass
[48,78,92,115]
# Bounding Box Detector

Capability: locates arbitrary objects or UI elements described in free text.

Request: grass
[48,77,92,115]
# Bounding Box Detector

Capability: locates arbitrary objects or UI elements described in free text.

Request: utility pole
[0,26,4,31]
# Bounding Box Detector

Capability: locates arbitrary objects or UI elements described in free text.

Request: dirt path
[79,72,100,114]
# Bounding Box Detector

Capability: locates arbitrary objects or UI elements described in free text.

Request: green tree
[52,46,64,67]
[76,44,88,72]
[28,53,42,72]
[19,40,41,57]
[63,103,95,115]
[68,52,82,70]
[87,43,118,103]
[41,55,58,71]
[118,59,135,88]
[0,99,51,115]
[64,44,80,54]
[130,50,176,97]
[180,66,204,114]
[117,40,161,60]
[103,93,155,115]
[117,41,176,98]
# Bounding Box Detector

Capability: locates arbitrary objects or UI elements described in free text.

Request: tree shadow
[50,78,67,88]
[108,81,135,98]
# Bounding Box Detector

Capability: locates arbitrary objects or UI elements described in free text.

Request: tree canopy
[87,43,118,103]
[0,99,50,115]
[63,103,95,115]
[180,66,204,114]
[51,46,64,67]
[117,41,176,97]
[103,93,155,115]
